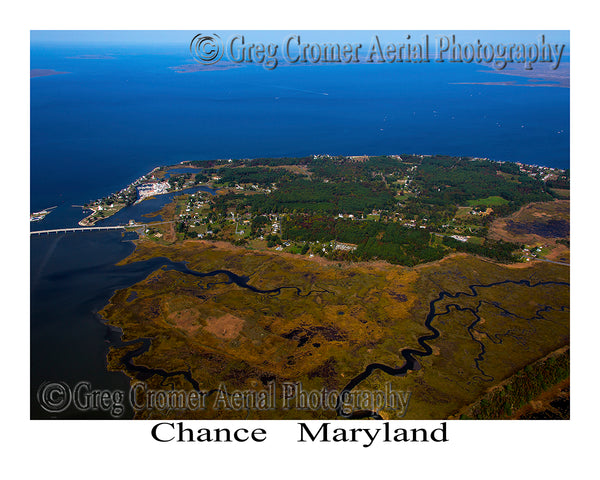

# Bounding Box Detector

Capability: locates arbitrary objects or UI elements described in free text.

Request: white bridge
[30,221,173,236]
[31,225,130,235]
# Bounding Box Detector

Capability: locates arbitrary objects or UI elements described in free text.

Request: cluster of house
[514,162,565,181]
[30,209,51,222]
[137,181,170,202]
[450,235,469,243]
[233,183,274,194]
[333,241,357,252]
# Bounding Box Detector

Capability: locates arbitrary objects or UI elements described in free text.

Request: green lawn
[455,207,472,218]
[466,196,509,207]
[467,236,485,245]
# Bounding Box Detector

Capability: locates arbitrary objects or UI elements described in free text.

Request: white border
[6,0,598,477]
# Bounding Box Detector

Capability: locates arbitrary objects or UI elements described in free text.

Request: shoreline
[69,154,567,228]
[45,153,569,271]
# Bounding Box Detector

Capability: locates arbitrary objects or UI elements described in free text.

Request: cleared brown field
[489,200,569,244]
[489,200,569,262]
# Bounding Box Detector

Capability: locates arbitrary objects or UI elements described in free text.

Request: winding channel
[336,278,569,419]
[113,258,330,407]
[112,260,568,420]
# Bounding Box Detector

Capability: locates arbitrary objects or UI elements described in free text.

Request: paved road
[30,221,174,236]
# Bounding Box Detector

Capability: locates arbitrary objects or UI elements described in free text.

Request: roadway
[30,221,174,236]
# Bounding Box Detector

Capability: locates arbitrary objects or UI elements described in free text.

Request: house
[333,241,357,252]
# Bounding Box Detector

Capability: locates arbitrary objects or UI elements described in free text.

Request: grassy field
[79,203,127,226]
[451,346,569,420]
[101,241,569,420]
[466,196,509,207]
[549,188,570,199]
[467,236,484,245]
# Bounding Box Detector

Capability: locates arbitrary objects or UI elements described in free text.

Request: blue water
[31,43,569,213]
[29,40,570,418]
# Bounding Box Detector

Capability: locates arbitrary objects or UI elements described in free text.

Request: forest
[178,154,564,266]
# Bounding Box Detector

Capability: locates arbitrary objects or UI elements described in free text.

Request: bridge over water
[30,221,173,236]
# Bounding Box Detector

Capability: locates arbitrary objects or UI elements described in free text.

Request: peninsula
[93,154,569,420]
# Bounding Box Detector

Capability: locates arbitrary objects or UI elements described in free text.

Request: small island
[30,69,70,78]
[30,206,57,222]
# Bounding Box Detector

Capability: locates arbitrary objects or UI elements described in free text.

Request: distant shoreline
[30,69,70,78]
